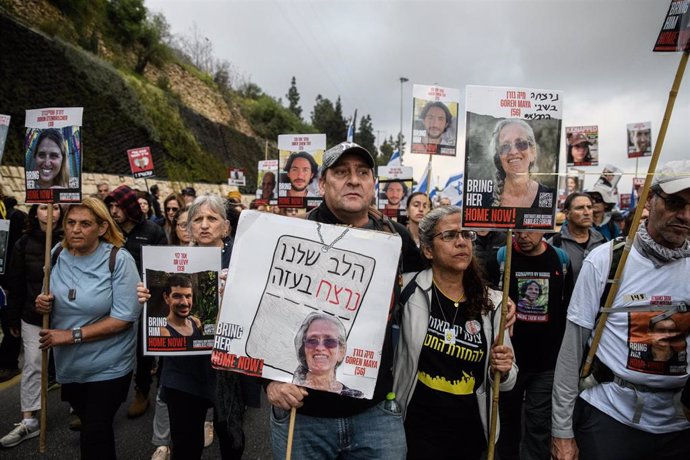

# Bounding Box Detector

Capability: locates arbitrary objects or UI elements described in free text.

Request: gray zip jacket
[393,269,518,441]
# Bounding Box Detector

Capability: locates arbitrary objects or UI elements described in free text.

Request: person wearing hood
[105,185,167,419]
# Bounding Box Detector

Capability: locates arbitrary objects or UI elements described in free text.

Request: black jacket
[122,217,168,275]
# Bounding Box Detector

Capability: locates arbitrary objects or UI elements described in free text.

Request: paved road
[0,362,273,459]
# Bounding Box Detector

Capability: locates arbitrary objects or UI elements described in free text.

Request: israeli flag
[346,121,354,143]
[440,173,464,207]
[387,149,402,166]
[414,162,432,193]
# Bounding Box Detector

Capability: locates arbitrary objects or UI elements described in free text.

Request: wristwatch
[72,327,83,344]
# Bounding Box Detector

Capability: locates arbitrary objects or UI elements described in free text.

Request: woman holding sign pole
[138,194,259,460]
[35,197,141,459]
[393,205,517,459]
[490,119,551,208]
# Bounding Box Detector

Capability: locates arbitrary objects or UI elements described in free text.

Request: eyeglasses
[304,337,340,349]
[176,221,188,229]
[654,190,690,212]
[498,139,532,157]
[166,206,180,213]
[433,229,477,242]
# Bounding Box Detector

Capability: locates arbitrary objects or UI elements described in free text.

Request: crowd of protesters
[0,147,689,460]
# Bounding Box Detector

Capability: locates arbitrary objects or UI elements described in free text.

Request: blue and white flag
[346,121,354,143]
[414,162,432,193]
[387,149,402,166]
[439,172,464,207]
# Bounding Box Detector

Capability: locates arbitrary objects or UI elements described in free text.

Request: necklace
[316,222,350,253]
[432,283,463,344]
[433,281,465,308]
[67,251,85,301]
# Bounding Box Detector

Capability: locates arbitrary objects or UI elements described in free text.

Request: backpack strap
[553,246,570,276]
[599,236,626,313]
[52,245,119,273]
[551,232,562,248]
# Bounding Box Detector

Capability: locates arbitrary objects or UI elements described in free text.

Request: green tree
[311,95,347,148]
[286,76,302,120]
[377,135,395,166]
[357,114,377,157]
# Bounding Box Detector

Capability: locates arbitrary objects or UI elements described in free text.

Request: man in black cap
[266,142,424,458]
[105,185,167,418]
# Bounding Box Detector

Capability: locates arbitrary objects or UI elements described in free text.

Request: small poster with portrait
[557,168,585,208]
[410,84,460,156]
[462,85,561,230]
[377,165,414,220]
[0,114,10,164]
[212,211,402,399]
[566,126,598,167]
[228,168,246,187]
[278,134,325,209]
[653,0,690,52]
[0,219,9,275]
[24,107,83,204]
[594,164,623,190]
[627,309,690,376]
[627,122,653,158]
[127,146,155,179]
[142,246,222,356]
[256,160,278,205]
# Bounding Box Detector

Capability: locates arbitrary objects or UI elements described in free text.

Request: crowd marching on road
[0,146,689,460]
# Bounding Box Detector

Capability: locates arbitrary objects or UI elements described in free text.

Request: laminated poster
[462,86,561,230]
[654,0,690,52]
[256,160,278,205]
[377,165,414,220]
[278,134,325,209]
[228,168,246,187]
[410,84,460,156]
[627,122,652,158]
[566,126,599,167]
[24,107,83,204]
[127,146,155,179]
[142,246,221,356]
[212,211,402,399]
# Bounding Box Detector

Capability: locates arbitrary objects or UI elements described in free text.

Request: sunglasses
[433,229,477,242]
[498,139,532,157]
[304,337,340,349]
[655,190,690,212]
[166,206,180,213]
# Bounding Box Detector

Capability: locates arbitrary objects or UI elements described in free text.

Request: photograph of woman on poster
[566,132,593,165]
[28,128,69,189]
[292,312,363,398]
[489,119,553,208]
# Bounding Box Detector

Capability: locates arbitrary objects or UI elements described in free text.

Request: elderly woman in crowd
[489,118,552,208]
[393,205,517,459]
[138,194,259,459]
[0,204,63,448]
[292,312,363,398]
[30,128,70,189]
[35,197,141,460]
[405,192,432,247]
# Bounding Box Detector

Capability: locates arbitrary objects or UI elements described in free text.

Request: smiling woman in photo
[30,129,69,189]
[489,119,552,208]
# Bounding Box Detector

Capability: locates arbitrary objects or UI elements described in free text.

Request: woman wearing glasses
[393,206,517,459]
[292,312,363,398]
[490,119,552,208]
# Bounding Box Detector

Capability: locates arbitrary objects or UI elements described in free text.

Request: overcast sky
[147,0,689,192]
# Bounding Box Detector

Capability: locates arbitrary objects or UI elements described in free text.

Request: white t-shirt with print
[568,243,690,434]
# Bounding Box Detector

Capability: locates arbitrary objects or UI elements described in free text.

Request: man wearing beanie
[105,185,167,418]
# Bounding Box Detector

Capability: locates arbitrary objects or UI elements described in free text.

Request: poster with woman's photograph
[211,211,402,399]
[142,246,221,356]
[627,121,652,158]
[0,114,10,164]
[277,134,325,209]
[377,165,414,220]
[566,125,598,167]
[24,107,83,204]
[410,84,460,156]
[558,168,585,208]
[462,85,561,230]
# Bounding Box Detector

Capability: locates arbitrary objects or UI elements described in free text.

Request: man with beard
[285,151,318,197]
[159,275,202,340]
[412,101,455,154]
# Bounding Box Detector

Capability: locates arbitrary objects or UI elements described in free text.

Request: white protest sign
[212,211,402,399]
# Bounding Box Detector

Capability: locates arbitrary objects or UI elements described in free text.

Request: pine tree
[357,114,377,157]
[286,76,302,120]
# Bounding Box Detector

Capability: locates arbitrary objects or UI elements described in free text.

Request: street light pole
[399,77,409,158]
